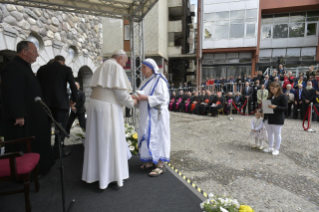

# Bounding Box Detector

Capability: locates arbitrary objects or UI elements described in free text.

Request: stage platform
[0,145,204,212]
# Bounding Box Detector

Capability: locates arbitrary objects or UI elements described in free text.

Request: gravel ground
[169,112,319,212]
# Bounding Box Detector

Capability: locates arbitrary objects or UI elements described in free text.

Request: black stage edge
[0,144,203,212]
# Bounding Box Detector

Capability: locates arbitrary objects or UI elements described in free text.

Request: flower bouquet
[200,194,254,212]
[125,123,138,155]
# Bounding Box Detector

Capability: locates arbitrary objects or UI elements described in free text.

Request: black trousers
[293,102,302,119]
[50,108,69,150]
[302,102,311,120]
[66,111,86,135]
[243,98,251,114]
[285,102,293,118]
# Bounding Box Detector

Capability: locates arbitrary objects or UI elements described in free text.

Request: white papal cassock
[82,58,134,189]
[138,59,171,164]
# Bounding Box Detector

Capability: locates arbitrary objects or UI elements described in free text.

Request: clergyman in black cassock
[37,55,78,158]
[199,91,215,115]
[211,93,225,116]
[1,41,55,175]
[66,82,86,133]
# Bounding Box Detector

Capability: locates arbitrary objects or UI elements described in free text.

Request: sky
[190,0,197,23]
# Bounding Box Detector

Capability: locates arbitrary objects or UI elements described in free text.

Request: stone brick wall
[0,4,103,69]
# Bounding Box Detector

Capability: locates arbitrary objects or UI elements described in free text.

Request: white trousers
[254,137,263,146]
[264,121,283,150]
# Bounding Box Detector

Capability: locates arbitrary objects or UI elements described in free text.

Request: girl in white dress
[250,109,267,150]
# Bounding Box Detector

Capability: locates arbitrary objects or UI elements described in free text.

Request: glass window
[261,25,272,39]
[246,9,257,18]
[124,25,130,40]
[307,23,317,36]
[289,23,305,38]
[230,10,245,19]
[214,12,229,21]
[290,12,306,23]
[213,25,229,40]
[307,17,319,22]
[261,14,273,24]
[273,24,288,38]
[214,21,229,25]
[26,35,40,50]
[273,14,289,24]
[230,19,244,24]
[245,18,257,23]
[204,13,214,22]
[246,23,255,37]
[307,10,319,17]
[229,24,245,38]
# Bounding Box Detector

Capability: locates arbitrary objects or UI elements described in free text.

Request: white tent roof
[0,0,158,21]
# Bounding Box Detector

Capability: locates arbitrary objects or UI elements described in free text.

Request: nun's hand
[137,93,148,101]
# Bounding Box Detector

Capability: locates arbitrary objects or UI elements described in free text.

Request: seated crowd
[169,65,319,121]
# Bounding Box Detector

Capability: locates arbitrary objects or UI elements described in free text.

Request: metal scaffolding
[0,0,158,126]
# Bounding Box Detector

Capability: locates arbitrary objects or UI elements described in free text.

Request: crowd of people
[169,65,319,121]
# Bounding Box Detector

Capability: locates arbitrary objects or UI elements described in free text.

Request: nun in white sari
[135,58,171,177]
[82,50,137,189]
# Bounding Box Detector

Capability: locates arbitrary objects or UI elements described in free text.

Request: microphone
[34,97,49,108]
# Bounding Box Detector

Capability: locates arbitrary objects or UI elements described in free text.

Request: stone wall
[0,4,103,71]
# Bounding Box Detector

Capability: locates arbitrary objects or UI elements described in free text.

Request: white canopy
[0,0,158,22]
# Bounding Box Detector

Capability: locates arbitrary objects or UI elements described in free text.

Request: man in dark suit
[1,41,54,175]
[37,55,78,158]
[263,75,270,91]
[66,82,86,134]
[294,84,303,119]
[242,82,253,114]
[301,81,316,119]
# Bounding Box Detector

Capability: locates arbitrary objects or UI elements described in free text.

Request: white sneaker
[272,150,280,156]
[259,145,264,150]
[263,147,274,153]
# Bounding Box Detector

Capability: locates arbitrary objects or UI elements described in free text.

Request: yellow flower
[132,133,138,140]
[239,205,254,212]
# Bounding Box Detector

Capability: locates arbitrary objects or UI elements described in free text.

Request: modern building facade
[102,0,196,86]
[197,0,319,86]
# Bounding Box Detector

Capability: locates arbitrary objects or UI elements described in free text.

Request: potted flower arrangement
[125,123,138,155]
[200,194,254,212]
[0,136,4,155]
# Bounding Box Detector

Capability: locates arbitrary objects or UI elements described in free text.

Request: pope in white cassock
[135,58,171,177]
[82,50,137,189]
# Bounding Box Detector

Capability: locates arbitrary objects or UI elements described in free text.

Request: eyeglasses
[26,49,38,54]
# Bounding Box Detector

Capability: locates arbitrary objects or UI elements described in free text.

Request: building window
[246,9,257,18]
[204,13,214,22]
[213,25,228,40]
[246,23,255,37]
[261,25,272,39]
[273,24,288,39]
[307,23,317,36]
[214,11,229,21]
[230,10,245,20]
[229,24,244,38]
[26,35,40,51]
[289,23,305,38]
[124,25,130,41]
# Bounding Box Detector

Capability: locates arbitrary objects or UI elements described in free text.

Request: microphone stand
[38,104,75,212]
